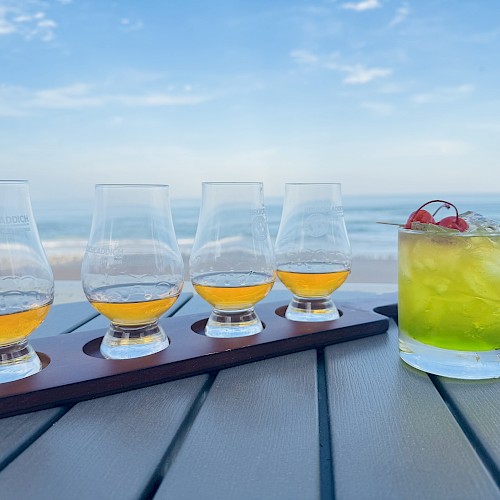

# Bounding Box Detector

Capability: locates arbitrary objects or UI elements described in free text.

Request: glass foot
[100,323,169,359]
[285,296,340,322]
[0,340,42,383]
[205,308,263,338]
[399,331,500,380]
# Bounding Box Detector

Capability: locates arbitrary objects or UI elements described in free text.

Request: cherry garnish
[437,216,469,232]
[404,209,435,229]
[405,199,469,232]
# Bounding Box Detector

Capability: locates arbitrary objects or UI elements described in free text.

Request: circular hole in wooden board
[37,351,51,370]
[274,305,343,320]
[191,318,267,336]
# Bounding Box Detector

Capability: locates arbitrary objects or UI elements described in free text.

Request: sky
[0,0,499,202]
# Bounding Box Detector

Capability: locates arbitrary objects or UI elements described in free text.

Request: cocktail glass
[398,227,500,379]
[189,182,276,338]
[82,184,184,359]
[275,183,351,322]
[0,180,54,382]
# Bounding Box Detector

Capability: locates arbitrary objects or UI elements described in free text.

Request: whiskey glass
[189,182,276,337]
[82,184,184,359]
[0,180,54,383]
[275,183,351,321]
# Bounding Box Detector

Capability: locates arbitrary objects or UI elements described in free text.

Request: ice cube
[459,211,500,234]
[410,222,457,233]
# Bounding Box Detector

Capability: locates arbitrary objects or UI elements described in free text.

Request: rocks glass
[399,226,500,379]
[275,183,351,322]
[0,180,54,382]
[189,182,276,337]
[82,184,184,359]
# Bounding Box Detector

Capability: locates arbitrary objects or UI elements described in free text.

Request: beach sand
[51,256,398,305]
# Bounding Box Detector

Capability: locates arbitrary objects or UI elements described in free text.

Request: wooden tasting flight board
[0,300,390,418]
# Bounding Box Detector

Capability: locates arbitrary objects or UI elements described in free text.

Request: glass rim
[202,181,263,186]
[285,182,341,186]
[95,183,169,189]
[398,227,498,237]
[0,180,28,184]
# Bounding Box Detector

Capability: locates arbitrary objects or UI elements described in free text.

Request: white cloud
[291,49,392,84]
[0,5,57,41]
[412,84,474,104]
[0,8,16,35]
[31,84,102,109]
[428,140,471,156]
[289,49,319,65]
[114,93,209,106]
[341,64,392,84]
[454,84,474,93]
[0,82,212,114]
[120,17,143,32]
[390,3,410,27]
[341,0,381,12]
[417,140,473,156]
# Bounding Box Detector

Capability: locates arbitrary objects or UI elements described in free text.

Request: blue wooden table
[1,287,499,499]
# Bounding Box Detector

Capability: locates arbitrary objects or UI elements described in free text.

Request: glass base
[0,340,42,383]
[205,308,263,338]
[100,323,169,359]
[399,331,500,380]
[285,296,340,322]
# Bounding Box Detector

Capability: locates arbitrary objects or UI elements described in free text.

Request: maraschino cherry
[436,215,469,232]
[405,200,468,232]
[404,209,435,228]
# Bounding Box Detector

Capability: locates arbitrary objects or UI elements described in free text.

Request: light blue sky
[1,0,499,202]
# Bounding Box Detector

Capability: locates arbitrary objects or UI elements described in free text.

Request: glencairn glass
[82,184,184,359]
[189,182,276,337]
[0,180,54,382]
[275,183,351,321]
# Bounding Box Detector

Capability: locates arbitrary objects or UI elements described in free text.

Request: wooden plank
[433,377,500,478]
[0,302,100,471]
[155,350,320,500]
[360,291,500,482]
[0,407,67,470]
[0,297,191,466]
[325,320,500,499]
[0,375,209,499]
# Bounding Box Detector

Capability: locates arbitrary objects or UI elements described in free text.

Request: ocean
[32,193,500,266]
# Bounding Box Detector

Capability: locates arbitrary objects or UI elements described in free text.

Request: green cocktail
[398,227,500,379]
